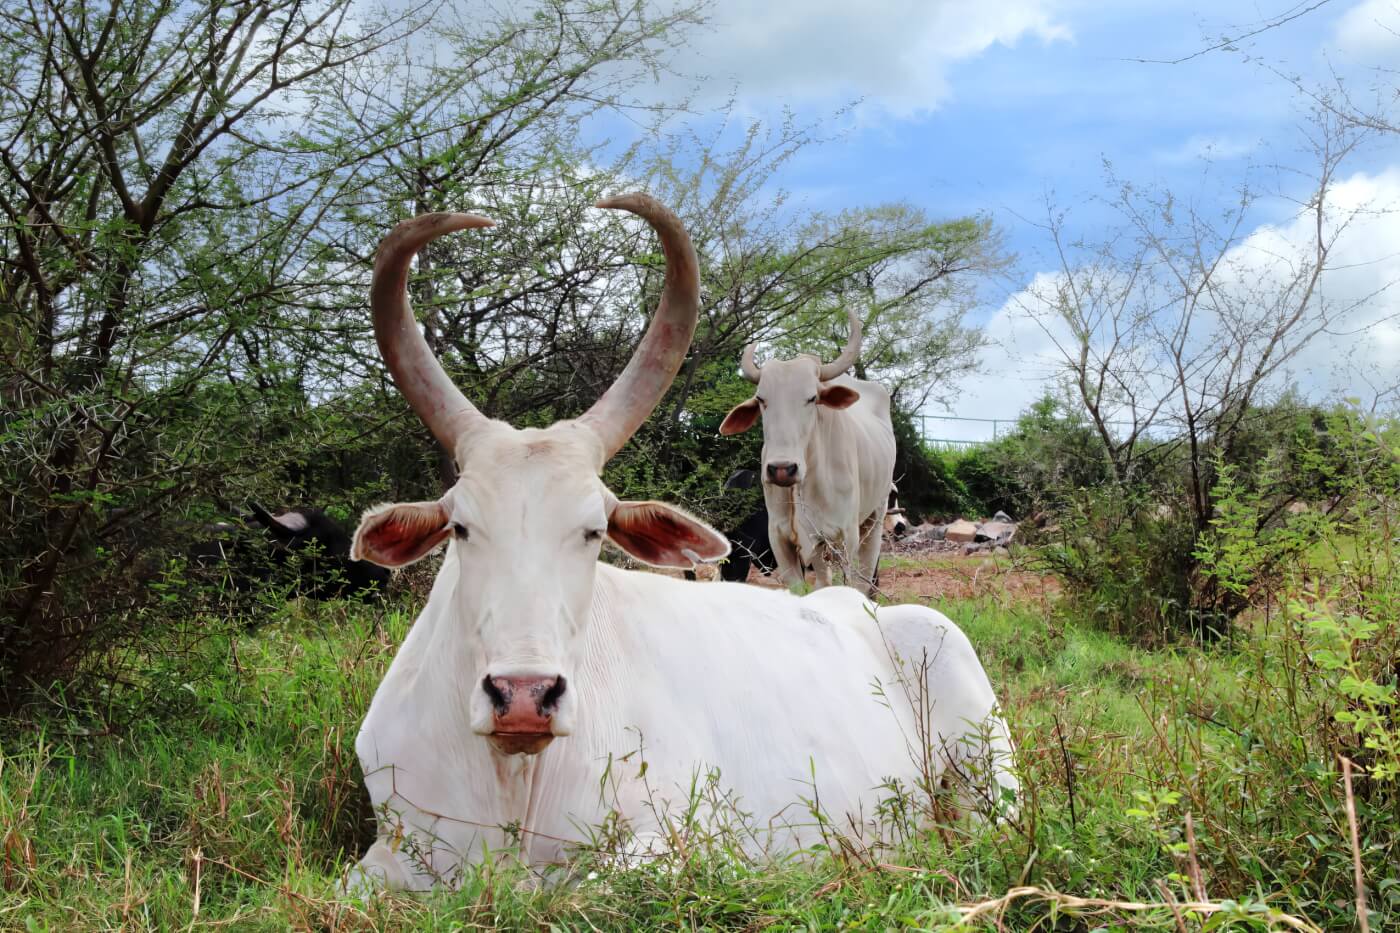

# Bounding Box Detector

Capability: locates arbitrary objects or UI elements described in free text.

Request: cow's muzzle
[765,461,799,487]
[482,674,566,755]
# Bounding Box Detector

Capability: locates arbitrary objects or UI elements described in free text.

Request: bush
[947,396,1111,520]
[890,408,974,520]
[1037,404,1400,643]
[1035,487,1204,642]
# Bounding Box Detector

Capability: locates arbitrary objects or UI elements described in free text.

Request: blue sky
[589,0,1400,441]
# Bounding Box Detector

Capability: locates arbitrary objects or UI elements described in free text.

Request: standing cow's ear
[719,397,761,435]
[352,500,452,568]
[818,384,860,409]
[607,500,731,569]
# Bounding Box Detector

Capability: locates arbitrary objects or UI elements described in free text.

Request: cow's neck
[403,590,548,830]
[406,562,628,838]
[788,406,849,504]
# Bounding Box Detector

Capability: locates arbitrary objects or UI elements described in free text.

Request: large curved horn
[576,194,700,463]
[818,307,863,381]
[372,212,495,452]
[739,343,761,383]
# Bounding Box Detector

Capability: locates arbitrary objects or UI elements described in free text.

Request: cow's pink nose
[483,674,566,735]
[766,461,799,486]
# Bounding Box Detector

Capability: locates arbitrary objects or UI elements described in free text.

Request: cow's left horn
[576,194,700,464]
[818,307,863,381]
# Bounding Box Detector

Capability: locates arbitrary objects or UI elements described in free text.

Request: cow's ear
[719,398,761,435]
[352,500,452,567]
[248,501,304,540]
[818,384,860,409]
[607,500,731,569]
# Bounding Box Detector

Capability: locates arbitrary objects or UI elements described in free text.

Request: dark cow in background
[715,469,776,582]
[681,470,773,583]
[188,503,389,600]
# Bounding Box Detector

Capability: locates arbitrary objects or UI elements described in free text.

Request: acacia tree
[0,0,428,701]
[320,102,1002,505]
[0,0,706,705]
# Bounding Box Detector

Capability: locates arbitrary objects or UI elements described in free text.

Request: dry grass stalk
[1154,879,1188,933]
[1184,812,1205,903]
[1340,756,1370,933]
[956,885,1321,931]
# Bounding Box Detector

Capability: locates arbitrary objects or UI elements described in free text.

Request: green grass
[1,572,1395,930]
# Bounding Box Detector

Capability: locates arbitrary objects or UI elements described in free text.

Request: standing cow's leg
[856,513,884,597]
[832,523,863,592]
[808,544,833,589]
[769,520,807,590]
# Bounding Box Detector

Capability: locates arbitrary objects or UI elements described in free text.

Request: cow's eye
[806,395,817,404]
[583,528,604,543]
[451,522,469,540]
[756,397,765,406]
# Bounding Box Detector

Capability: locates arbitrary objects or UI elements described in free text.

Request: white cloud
[1154,133,1260,165]
[670,0,1071,119]
[1333,0,1400,57]
[923,272,1071,442]
[1257,169,1400,404]
[938,167,1400,439]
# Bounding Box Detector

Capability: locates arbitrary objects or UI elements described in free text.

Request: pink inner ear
[357,503,450,566]
[719,398,761,435]
[819,384,860,409]
[608,502,728,568]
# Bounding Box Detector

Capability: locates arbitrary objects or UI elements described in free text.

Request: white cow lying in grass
[346,195,1018,891]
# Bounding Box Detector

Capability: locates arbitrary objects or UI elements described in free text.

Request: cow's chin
[489,733,555,755]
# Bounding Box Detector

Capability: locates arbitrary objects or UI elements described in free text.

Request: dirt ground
[873,553,1060,606]
[666,537,1061,608]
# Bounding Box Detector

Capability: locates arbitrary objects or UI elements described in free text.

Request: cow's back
[538,567,1009,854]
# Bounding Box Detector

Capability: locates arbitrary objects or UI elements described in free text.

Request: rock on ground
[945,519,978,543]
[975,521,1016,544]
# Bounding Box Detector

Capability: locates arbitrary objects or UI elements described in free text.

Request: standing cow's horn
[576,194,700,464]
[818,307,863,381]
[739,343,761,383]
[371,212,496,453]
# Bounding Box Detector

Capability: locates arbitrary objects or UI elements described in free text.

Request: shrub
[890,408,974,520]
[1032,402,1398,642]
[947,396,1110,520]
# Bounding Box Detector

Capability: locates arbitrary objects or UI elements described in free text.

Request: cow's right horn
[371,212,495,452]
[818,307,863,381]
[739,343,761,383]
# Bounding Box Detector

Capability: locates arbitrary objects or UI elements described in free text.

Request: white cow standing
[718,311,897,596]
[346,196,1017,891]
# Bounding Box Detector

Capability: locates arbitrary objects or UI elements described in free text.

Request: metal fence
[916,414,1016,447]
[916,413,1132,446]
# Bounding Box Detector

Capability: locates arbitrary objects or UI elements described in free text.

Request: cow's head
[349,196,727,756]
[718,309,863,487]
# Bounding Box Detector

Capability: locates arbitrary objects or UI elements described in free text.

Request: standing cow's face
[718,357,860,488]
[350,422,728,755]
